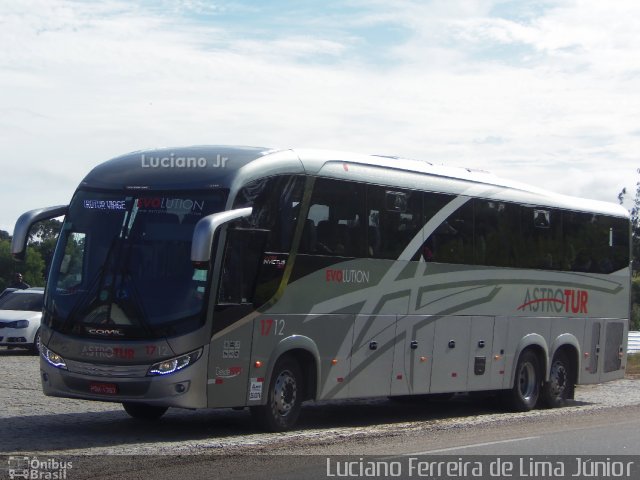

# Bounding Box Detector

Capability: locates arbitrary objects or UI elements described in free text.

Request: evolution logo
[325,269,371,284]
[517,287,589,314]
[137,197,204,214]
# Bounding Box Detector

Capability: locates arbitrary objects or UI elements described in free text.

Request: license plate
[89,382,118,395]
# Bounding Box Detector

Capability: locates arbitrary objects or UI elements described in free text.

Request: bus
[12,146,631,431]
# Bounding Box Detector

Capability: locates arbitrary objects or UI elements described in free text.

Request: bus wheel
[122,402,168,420]
[506,350,540,412]
[541,351,571,408]
[251,356,302,432]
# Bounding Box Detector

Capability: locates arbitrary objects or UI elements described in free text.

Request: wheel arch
[265,335,320,402]
[549,335,580,385]
[510,334,548,387]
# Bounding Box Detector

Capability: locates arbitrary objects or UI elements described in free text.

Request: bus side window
[218,228,268,305]
[474,200,520,267]
[416,191,455,262]
[299,178,366,257]
[367,186,421,260]
[433,200,474,265]
[233,175,304,254]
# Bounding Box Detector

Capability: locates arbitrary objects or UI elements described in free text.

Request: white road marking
[406,436,541,455]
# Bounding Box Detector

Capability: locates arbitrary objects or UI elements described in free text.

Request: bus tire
[506,350,540,412]
[541,351,572,408]
[122,402,168,420]
[251,355,302,432]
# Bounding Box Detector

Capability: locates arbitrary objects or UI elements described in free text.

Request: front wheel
[541,352,573,408]
[30,328,41,355]
[122,402,168,420]
[251,356,303,432]
[505,350,541,412]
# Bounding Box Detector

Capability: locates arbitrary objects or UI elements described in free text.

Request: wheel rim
[518,362,537,401]
[548,361,567,398]
[272,369,297,417]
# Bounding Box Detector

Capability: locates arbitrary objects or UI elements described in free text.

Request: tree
[0,239,45,289]
[0,218,61,290]
[618,176,640,260]
[0,240,13,291]
[23,249,45,287]
[28,218,62,282]
[29,219,62,244]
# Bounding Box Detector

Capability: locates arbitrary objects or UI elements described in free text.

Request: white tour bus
[12,146,630,431]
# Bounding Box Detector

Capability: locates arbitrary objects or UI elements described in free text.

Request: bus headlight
[147,348,203,376]
[41,345,68,370]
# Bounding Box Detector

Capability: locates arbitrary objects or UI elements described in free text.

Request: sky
[1,0,640,233]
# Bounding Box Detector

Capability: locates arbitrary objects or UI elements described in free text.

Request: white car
[0,288,44,354]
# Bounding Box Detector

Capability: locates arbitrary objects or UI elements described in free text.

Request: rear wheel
[122,402,168,420]
[541,351,572,408]
[505,350,541,411]
[251,356,303,432]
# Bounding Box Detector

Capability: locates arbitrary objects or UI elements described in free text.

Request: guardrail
[629,331,640,354]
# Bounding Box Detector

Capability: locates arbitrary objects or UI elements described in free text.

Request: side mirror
[190,207,252,268]
[11,205,68,261]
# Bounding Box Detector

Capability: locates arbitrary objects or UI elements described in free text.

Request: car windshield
[46,189,227,338]
[0,293,43,312]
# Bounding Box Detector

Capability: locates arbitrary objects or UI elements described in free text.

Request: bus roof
[79,145,628,218]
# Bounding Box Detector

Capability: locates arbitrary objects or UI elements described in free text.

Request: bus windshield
[46,190,227,338]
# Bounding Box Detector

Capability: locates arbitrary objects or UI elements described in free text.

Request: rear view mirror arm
[11,205,68,261]
[191,207,253,267]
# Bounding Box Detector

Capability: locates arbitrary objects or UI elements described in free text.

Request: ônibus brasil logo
[517,287,589,314]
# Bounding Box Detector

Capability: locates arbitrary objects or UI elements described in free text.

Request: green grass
[627,353,640,376]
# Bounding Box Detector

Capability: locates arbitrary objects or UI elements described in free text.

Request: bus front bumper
[39,355,208,409]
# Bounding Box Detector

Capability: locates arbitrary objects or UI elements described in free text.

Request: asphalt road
[1,349,639,479]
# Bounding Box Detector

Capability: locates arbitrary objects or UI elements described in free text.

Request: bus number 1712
[260,318,285,337]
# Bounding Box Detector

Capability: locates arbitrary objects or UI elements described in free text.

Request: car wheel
[30,328,41,355]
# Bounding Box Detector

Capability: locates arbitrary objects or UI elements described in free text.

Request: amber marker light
[331,359,338,365]
[254,361,263,368]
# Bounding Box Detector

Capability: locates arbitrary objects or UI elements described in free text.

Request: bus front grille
[65,359,149,378]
